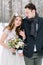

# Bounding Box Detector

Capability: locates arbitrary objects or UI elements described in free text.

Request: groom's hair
[25,3,36,11]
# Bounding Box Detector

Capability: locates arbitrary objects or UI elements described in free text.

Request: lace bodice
[4,29,18,43]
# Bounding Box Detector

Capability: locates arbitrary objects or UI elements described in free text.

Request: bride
[0,14,26,65]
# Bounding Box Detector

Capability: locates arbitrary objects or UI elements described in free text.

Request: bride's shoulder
[3,27,10,35]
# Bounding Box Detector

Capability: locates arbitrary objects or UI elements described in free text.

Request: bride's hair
[4,14,22,35]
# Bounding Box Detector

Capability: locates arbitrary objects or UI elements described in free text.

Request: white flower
[14,12,19,16]
[18,42,24,47]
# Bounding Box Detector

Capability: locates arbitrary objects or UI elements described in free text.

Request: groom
[19,3,43,65]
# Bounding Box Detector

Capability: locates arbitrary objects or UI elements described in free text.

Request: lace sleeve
[3,29,9,35]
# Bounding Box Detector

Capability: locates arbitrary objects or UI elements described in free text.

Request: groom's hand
[18,53,23,56]
[19,30,26,40]
[18,50,23,56]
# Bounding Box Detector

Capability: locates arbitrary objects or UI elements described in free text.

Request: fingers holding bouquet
[9,48,16,53]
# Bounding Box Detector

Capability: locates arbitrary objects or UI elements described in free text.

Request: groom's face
[25,8,35,19]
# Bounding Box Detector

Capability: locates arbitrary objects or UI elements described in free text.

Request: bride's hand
[9,48,16,53]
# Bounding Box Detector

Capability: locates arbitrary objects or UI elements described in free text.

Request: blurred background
[0,0,43,65]
[0,0,43,22]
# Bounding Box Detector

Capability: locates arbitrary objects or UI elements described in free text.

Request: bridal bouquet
[8,38,24,49]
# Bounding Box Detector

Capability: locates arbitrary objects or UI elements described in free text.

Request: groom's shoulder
[38,17,43,22]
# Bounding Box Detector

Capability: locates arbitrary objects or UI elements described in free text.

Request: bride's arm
[0,32,9,49]
[0,31,16,53]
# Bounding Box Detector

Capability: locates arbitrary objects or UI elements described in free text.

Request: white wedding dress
[0,29,25,65]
